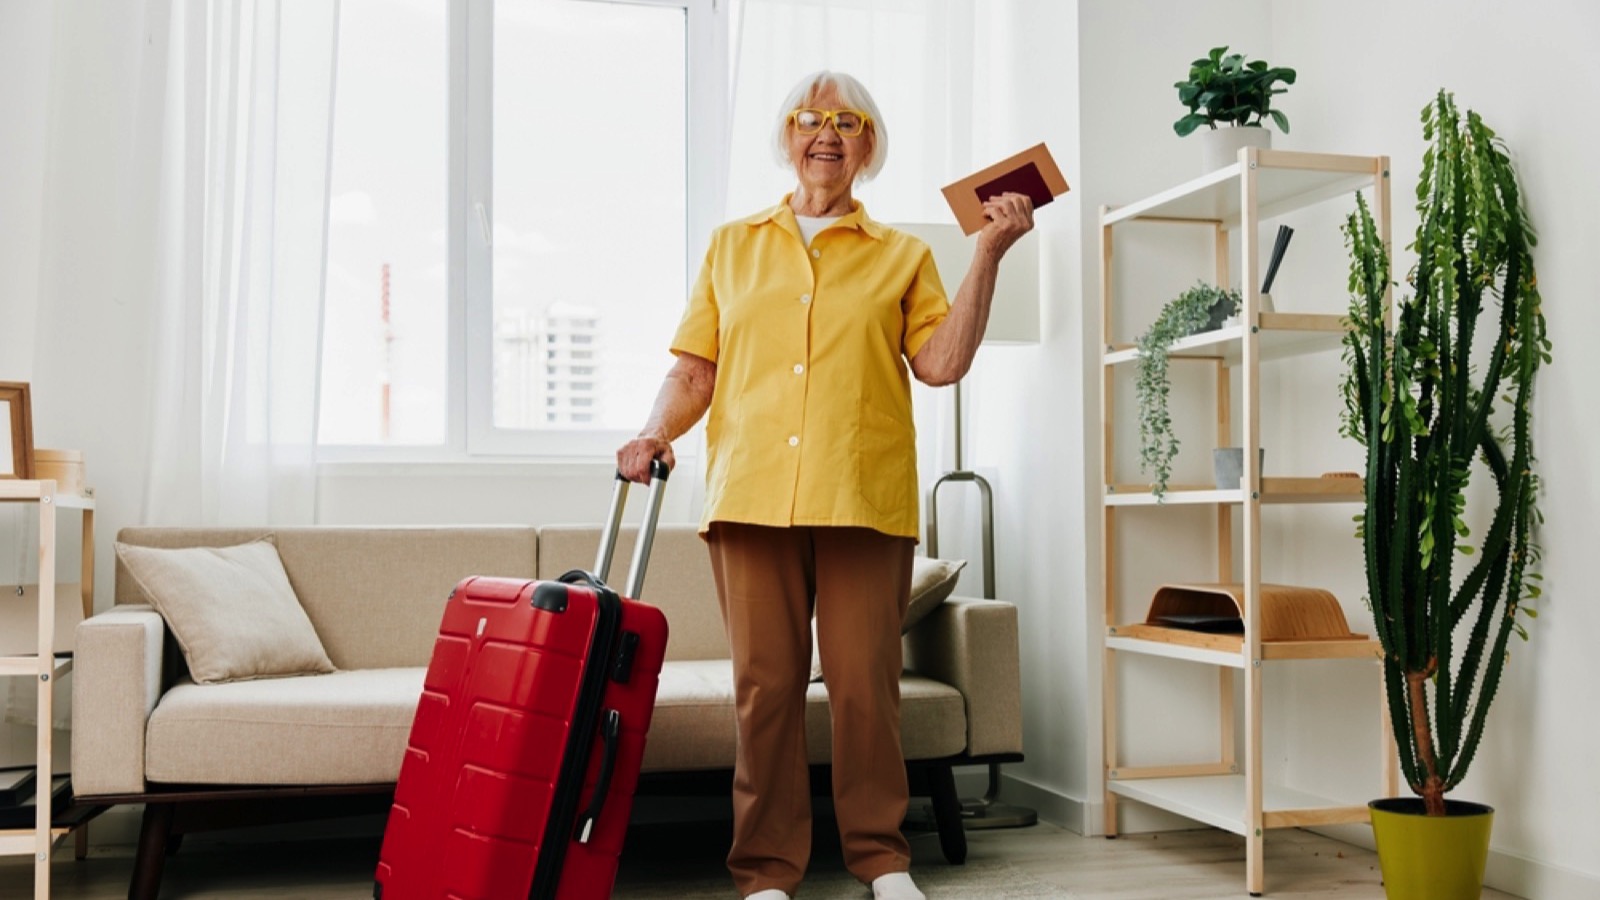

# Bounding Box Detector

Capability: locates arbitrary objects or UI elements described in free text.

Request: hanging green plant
[1136,282,1240,499]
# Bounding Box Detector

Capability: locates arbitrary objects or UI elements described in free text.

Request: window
[319,0,449,446]
[320,0,728,458]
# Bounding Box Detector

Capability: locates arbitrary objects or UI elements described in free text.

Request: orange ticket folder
[941,142,1070,235]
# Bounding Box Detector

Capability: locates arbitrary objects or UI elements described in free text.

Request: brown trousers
[706,523,915,896]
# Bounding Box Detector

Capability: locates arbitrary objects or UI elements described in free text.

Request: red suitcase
[375,463,671,900]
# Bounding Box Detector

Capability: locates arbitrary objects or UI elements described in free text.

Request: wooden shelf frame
[1104,476,1365,506]
[1,479,96,899]
[1098,148,1399,896]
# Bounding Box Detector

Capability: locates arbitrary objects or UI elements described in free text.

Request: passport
[941,142,1070,235]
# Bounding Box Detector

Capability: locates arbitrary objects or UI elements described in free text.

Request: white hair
[770,70,888,182]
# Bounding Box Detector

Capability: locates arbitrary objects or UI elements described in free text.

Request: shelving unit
[1,479,96,900]
[1098,148,1399,896]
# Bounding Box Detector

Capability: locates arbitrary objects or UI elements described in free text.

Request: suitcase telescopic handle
[593,459,670,599]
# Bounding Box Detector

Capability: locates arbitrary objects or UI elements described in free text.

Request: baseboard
[950,768,1208,838]
[947,767,1088,834]
[1312,823,1600,900]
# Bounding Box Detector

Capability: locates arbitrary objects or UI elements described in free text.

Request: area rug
[613,859,1076,899]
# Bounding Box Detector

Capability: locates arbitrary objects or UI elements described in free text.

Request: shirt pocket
[855,397,915,516]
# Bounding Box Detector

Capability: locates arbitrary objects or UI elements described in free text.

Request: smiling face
[786,83,875,198]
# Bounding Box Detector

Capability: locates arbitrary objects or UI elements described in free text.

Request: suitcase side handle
[594,460,670,599]
[574,708,622,844]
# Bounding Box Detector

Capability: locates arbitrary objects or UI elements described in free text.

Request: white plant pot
[1199,126,1272,173]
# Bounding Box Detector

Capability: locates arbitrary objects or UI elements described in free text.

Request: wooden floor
[0,812,1524,899]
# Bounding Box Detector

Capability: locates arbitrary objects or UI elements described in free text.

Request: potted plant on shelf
[1173,46,1296,172]
[1339,90,1550,900]
[1135,282,1240,499]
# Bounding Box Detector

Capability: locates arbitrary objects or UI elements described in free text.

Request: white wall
[5,3,1597,894]
[0,0,172,764]
[0,2,53,382]
[1267,1,1600,896]
[1057,0,1278,833]
[1027,1,1596,897]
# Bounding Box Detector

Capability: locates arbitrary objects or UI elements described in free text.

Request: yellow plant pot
[1369,798,1493,900]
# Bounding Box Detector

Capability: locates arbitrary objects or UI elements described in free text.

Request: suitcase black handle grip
[574,708,622,844]
[613,458,670,482]
[557,569,606,591]
[595,462,670,598]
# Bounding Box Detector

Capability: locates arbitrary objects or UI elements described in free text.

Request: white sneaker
[872,871,926,900]
[745,891,791,900]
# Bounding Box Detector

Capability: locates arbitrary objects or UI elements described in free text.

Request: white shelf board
[0,827,72,856]
[1107,633,1244,668]
[1106,486,1243,506]
[1107,774,1360,836]
[1102,149,1381,228]
[1104,313,1350,368]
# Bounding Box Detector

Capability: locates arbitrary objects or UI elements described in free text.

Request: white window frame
[317,0,727,463]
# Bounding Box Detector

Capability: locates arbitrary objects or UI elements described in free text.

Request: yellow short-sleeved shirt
[671,196,950,539]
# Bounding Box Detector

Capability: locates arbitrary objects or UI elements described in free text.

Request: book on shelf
[0,767,37,807]
[0,775,70,828]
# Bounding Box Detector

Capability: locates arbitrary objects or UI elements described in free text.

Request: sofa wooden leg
[130,802,174,900]
[927,762,967,865]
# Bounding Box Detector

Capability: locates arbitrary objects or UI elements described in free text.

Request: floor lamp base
[904,798,1039,832]
[903,762,1039,832]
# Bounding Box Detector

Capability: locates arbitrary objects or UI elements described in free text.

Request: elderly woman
[618,71,1034,900]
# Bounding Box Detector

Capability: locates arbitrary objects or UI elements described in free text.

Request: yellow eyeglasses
[789,108,872,137]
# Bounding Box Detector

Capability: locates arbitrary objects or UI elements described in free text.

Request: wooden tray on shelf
[1145,583,1365,641]
[1110,583,1376,659]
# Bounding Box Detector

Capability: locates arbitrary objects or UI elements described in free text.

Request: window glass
[319,0,448,445]
[491,0,686,431]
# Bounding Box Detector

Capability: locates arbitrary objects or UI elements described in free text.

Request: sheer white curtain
[723,0,982,533]
[141,0,340,525]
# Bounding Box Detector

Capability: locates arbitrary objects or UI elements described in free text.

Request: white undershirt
[795,214,842,246]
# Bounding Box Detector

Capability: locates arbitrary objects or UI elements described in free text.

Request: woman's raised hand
[977,191,1035,259]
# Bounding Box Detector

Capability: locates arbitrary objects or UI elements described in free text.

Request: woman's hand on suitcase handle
[617,434,674,484]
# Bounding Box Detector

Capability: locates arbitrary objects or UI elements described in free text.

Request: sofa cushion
[642,660,968,772]
[809,556,967,682]
[145,661,967,785]
[114,538,336,684]
[539,525,728,662]
[144,668,424,785]
[116,527,541,670]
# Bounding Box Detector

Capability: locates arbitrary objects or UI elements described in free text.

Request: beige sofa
[72,524,1024,898]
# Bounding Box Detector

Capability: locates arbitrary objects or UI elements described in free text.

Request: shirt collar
[745,194,886,242]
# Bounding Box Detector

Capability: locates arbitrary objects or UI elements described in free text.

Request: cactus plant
[1339,90,1550,816]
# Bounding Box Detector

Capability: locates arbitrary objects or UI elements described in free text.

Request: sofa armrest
[903,596,1023,758]
[71,605,165,796]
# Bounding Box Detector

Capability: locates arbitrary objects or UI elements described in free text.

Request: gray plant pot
[1203,294,1238,331]
[1213,447,1265,490]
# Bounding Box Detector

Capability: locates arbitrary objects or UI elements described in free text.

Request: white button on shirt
[793,364,805,374]
[800,293,811,304]
[811,249,821,259]
[788,436,800,447]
